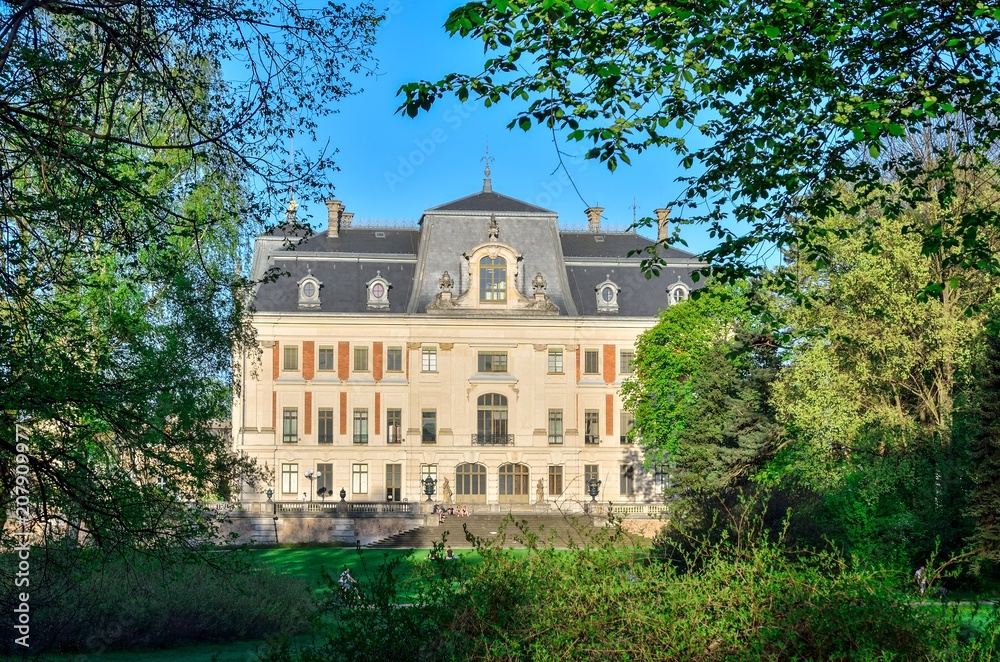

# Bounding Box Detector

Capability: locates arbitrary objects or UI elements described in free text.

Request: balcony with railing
[471,433,515,446]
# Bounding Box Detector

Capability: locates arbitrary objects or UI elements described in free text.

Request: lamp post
[266,488,275,515]
[422,475,437,503]
[304,470,315,502]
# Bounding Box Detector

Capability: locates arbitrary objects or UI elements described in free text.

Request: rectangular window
[318,408,334,444]
[620,350,635,374]
[547,409,563,444]
[353,409,369,444]
[386,346,403,372]
[318,346,335,372]
[352,463,369,494]
[386,464,402,501]
[281,463,298,494]
[620,411,635,445]
[584,349,600,375]
[353,346,369,372]
[316,463,333,496]
[421,410,437,443]
[548,466,564,496]
[584,464,599,495]
[421,348,437,372]
[547,348,563,374]
[654,464,670,494]
[477,351,508,373]
[282,408,298,443]
[620,465,635,496]
[387,408,402,443]
[283,345,298,371]
[584,410,600,445]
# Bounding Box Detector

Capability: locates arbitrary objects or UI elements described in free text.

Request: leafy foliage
[622,283,782,497]
[0,0,380,557]
[399,0,1000,288]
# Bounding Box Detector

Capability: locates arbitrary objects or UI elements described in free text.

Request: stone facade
[234,181,702,511]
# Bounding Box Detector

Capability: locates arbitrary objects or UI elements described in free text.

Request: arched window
[669,284,689,305]
[456,462,487,503]
[476,393,509,445]
[479,256,507,301]
[498,463,530,503]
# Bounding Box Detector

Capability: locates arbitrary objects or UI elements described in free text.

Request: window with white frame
[386,346,403,372]
[584,349,600,375]
[351,463,369,494]
[318,346,335,372]
[281,463,298,494]
[353,409,368,444]
[282,408,298,443]
[547,348,563,374]
[421,348,437,372]
[547,409,563,444]
[619,350,635,374]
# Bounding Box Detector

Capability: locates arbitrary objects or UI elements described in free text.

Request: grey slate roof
[559,233,698,260]
[565,264,700,317]
[255,259,416,314]
[252,188,704,317]
[426,190,554,215]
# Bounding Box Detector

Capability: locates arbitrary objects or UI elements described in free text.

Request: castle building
[233,175,701,510]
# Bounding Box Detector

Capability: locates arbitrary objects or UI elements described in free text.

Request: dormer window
[366,271,390,310]
[668,283,690,305]
[595,276,620,313]
[479,256,507,301]
[297,272,321,309]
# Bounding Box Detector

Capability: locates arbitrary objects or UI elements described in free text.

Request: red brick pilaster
[373,342,383,382]
[603,345,616,384]
[339,392,348,435]
[338,342,350,381]
[374,393,381,435]
[304,392,312,435]
[271,392,276,430]
[606,394,614,435]
[272,342,279,381]
[302,341,315,380]
[575,348,581,382]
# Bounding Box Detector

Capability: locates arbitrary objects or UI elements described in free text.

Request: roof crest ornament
[481,140,495,193]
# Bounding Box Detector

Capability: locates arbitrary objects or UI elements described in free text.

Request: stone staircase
[249,518,278,544]
[366,513,598,549]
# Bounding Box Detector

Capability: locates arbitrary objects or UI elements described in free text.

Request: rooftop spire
[481,140,495,192]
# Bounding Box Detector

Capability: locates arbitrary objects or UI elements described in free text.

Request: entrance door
[386,464,401,502]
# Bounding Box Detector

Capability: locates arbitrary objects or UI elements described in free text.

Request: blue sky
[296,1,718,256]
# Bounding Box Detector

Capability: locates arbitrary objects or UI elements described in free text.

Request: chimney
[655,208,671,243]
[341,211,354,229]
[325,199,343,238]
[586,206,604,233]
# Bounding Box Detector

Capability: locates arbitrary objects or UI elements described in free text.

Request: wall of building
[234,314,665,507]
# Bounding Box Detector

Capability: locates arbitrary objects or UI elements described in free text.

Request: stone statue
[441,477,453,505]
[536,478,545,503]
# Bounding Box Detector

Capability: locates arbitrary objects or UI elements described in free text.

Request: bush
[0,547,313,655]
[263,516,999,661]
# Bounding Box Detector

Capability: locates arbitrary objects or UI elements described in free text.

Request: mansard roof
[426,190,554,215]
[252,186,704,317]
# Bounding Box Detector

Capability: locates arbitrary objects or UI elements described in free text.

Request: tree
[769,208,996,561]
[968,316,1000,562]
[398,1,1000,288]
[0,0,380,557]
[621,283,782,501]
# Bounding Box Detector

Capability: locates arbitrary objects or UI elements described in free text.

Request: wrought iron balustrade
[471,433,515,446]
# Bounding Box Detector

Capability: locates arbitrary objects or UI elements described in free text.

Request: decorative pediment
[595,275,620,313]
